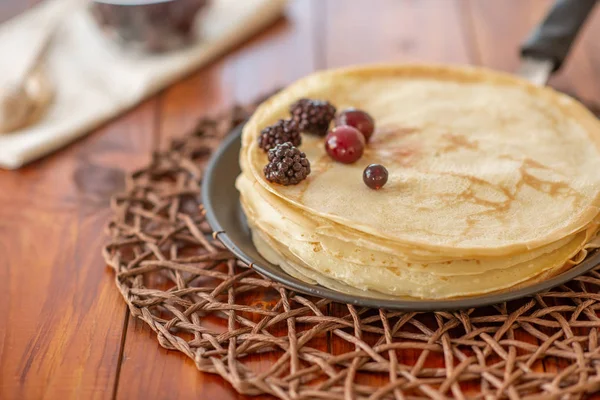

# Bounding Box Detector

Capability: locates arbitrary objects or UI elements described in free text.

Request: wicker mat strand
[103,101,600,400]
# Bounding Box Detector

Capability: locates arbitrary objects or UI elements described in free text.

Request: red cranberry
[363,164,388,190]
[335,108,375,142]
[325,126,365,164]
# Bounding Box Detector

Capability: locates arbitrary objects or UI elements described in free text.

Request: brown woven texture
[103,102,600,400]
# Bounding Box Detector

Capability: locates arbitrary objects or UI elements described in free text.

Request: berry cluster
[258,119,301,151]
[258,99,338,152]
[263,143,311,186]
[259,98,336,185]
[290,98,336,136]
[259,96,388,190]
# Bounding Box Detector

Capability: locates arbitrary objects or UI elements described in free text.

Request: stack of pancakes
[237,65,600,299]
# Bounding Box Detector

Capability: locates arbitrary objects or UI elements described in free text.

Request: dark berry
[324,126,365,164]
[263,142,311,185]
[363,164,388,190]
[289,98,336,136]
[258,119,301,151]
[335,108,375,142]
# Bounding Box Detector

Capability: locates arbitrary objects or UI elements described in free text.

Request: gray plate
[202,125,600,311]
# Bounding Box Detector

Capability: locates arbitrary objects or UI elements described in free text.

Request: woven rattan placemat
[103,101,600,399]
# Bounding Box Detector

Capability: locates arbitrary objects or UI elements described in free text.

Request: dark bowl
[90,0,208,53]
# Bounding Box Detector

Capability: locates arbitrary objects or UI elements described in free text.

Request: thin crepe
[238,64,600,299]
[250,221,590,299]
[237,174,577,275]
[242,65,600,257]
[239,174,597,298]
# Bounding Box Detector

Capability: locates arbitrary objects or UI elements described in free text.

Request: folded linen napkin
[0,0,286,169]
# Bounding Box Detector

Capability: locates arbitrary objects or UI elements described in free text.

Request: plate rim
[202,125,600,311]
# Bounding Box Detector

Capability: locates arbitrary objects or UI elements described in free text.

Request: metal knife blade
[516,57,554,87]
[517,0,596,85]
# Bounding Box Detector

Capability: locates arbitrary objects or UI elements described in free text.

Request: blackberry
[290,98,336,136]
[263,142,311,185]
[258,119,301,151]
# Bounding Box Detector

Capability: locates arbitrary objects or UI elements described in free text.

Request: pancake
[237,174,578,275]
[239,173,598,298]
[242,64,600,257]
[237,64,600,299]
[249,219,591,299]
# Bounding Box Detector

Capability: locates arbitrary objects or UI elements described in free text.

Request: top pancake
[241,64,600,256]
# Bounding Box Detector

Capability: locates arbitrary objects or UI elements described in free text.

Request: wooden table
[1,1,600,399]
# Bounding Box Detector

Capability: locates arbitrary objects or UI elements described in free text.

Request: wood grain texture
[115,2,321,399]
[324,0,471,68]
[467,0,600,104]
[0,96,157,399]
[466,1,600,388]
[322,1,473,395]
[2,0,600,399]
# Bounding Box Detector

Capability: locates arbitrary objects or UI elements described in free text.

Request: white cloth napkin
[0,0,286,169]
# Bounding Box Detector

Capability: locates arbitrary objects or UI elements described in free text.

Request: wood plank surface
[115,2,321,400]
[467,0,600,104]
[324,0,471,68]
[467,0,600,384]
[0,96,156,399]
[322,1,473,396]
[1,1,600,399]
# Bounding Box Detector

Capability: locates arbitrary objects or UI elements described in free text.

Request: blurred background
[0,0,598,172]
[1,1,600,399]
